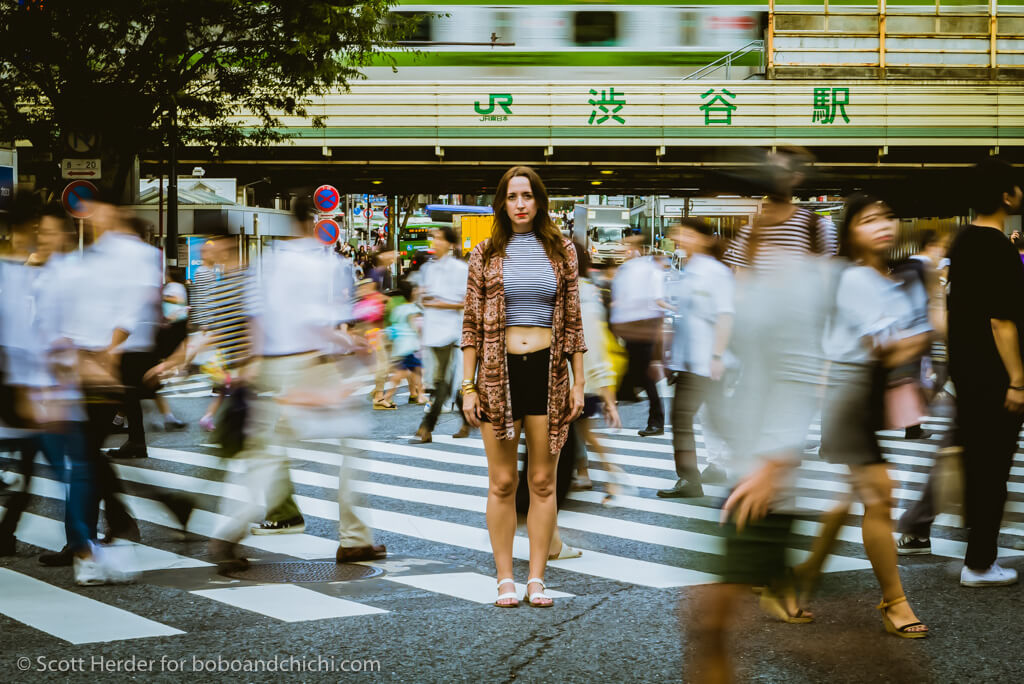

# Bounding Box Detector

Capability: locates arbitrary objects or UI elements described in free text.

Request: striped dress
[724,207,838,271]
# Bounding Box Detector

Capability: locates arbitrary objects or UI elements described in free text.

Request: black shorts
[481,347,550,423]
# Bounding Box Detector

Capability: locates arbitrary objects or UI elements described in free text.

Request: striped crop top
[504,231,557,328]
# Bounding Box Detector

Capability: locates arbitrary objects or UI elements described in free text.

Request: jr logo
[474,93,513,116]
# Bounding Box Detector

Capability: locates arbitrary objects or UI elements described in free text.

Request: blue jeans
[0,426,89,552]
[58,428,92,552]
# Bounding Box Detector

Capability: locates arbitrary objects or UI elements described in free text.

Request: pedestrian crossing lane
[2,413,1023,644]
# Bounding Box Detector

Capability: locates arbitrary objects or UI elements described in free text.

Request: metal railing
[767,0,1024,75]
[683,40,765,80]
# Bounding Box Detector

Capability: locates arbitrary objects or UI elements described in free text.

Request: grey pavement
[1,378,1023,683]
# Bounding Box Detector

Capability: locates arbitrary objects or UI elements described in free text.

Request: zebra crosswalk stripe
[0,568,184,644]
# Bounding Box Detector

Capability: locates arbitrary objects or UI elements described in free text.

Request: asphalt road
[1,378,1023,683]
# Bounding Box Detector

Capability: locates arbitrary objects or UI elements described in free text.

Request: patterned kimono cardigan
[461,237,587,455]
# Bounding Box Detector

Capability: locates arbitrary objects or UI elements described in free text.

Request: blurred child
[378,278,425,407]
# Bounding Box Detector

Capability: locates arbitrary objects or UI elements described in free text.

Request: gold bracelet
[462,387,477,396]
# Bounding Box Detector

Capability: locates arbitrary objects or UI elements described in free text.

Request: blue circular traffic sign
[353,206,362,216]
[315,218,340,245]
[314,185,340,213]
[61,180,99,219]
[383,206,390,219]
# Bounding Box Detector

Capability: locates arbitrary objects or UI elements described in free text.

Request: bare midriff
[506,326,552,354]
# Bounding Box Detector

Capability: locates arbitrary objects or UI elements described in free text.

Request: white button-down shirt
[609,256,667,325]
[57,231,162,352]
[420,254,468,348]
[248,238,355,356]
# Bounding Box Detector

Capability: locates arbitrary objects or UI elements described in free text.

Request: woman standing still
[462,166,587,607]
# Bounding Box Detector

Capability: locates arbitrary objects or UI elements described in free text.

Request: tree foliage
[0,0,413,196]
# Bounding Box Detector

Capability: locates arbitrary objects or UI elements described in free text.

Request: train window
[393,12,432,42]
[680,11,698,46]
[573,11,618,46]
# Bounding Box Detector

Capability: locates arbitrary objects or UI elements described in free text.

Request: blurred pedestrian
[610,239,667,437]
[724,147,837,272]
[377,278,425,406]
[688,234,831,680]
[53,200,154,581]
[801,194,930,637]
[411,226,471,444]
[568,241,624,500]
[212,198,384,569]
[462,166,586,607]
[658,219,734,499]
[105,216,163,460]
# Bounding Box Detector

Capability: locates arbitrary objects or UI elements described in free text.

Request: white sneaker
[73,554,107,586]
[73,544,138,586]
[960,563,1018,587]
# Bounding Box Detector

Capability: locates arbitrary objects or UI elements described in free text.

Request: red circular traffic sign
[315,218,340,245]
[314,185,340,213]
[61,180,99,219]
[365,208,374,220]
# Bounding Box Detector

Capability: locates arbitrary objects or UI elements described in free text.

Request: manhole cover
[225,561,383,583]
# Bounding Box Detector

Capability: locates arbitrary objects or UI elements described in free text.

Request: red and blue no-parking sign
[313,185,340,214]
[383,206,390,219]
[61,180,99,219]
[315,218,340,245]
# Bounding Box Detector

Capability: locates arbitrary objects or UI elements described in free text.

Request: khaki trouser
[217,352,373,547]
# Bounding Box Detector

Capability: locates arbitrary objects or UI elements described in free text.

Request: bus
[425,204,492,223]
[399,220,452,260]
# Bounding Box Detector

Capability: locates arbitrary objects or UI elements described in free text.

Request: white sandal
[524,577,553,607]
[495,578,519,608]
[548,543,583,561]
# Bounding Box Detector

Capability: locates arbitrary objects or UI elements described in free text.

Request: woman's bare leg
[853,464,925,632]
[523,414,557,591]
[482,420,523,604]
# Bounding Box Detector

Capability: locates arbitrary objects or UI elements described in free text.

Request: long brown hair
[484,166,568,265]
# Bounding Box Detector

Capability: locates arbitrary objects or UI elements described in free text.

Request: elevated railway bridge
[127,2,1024,217]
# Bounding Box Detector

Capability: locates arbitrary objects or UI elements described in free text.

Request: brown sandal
[877,596,928,638]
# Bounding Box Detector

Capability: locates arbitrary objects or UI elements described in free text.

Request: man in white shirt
[411,226,470,444]
[105,216,163,460]
[610,247,667,436]
[54,200,155,583]
[213,198,386,571]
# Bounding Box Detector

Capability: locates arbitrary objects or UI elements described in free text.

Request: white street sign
[61,158,101,179]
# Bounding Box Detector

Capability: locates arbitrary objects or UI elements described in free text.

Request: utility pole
[166,99,178,266]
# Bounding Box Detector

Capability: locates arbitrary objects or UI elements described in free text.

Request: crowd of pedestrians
[1,158,1022,665]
